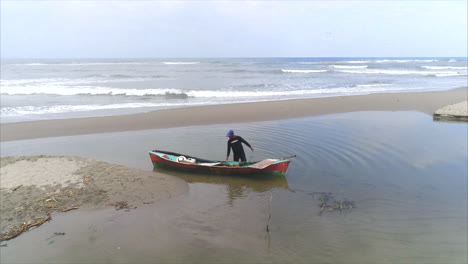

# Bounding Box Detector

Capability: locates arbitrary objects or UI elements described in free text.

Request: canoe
[149,150,293,176]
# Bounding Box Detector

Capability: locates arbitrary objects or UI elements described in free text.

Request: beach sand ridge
[0,155,188,241]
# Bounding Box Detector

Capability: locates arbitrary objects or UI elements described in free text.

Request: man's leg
[233,153,240,162]
[239,152,247,162]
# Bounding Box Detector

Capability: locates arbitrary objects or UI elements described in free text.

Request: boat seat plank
[248,159,279,169]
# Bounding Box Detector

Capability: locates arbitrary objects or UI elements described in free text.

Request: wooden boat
[149,150,294,176]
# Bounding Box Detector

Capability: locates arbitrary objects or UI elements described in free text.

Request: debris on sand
[0,215,51,241]
[0,155,188,241]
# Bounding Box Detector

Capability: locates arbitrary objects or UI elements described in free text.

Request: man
[226,129,254,162]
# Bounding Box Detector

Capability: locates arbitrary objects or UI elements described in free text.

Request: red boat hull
[149,152,290,176]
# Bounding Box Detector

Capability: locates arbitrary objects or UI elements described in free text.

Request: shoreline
[1,87,467,142]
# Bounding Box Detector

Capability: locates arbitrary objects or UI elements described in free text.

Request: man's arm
[239,136,254,151]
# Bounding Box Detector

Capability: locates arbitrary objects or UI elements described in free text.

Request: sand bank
[433,100,468,122]
[0,156,188,241]
[1,88,466,142]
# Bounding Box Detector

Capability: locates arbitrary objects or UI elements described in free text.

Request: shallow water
[1,111,467,263]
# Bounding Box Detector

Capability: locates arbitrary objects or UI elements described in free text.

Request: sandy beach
[0,156,187,241]
[1,87,466,142]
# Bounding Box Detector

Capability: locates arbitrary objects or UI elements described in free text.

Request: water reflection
[153,167,290,203]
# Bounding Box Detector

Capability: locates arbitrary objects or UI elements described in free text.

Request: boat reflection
[153,167,290,202]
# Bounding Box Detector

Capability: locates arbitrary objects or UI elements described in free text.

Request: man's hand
[225,156,229,161]
[250,147,254,152]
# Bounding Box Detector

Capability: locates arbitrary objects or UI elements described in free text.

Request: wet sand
[0,156,188,241]
[1,87,466,141]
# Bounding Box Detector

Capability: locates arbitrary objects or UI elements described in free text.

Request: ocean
[1,57,467,123]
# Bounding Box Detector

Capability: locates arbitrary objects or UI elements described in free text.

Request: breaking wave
[329,65,368,69]
[1,84,434,117]
[340,59,439,63]
[336,69,467,77]
[10,62,153,66]
[341,60,371,63]
[281,69,328,73]
[1,102,205,117]
[0,85,189,97]
[421,66,468,70]
[1,84,423,99]
[162,62,200,65]
[0,75,163,87]
[280,68,466,77]
[374,59,437,63]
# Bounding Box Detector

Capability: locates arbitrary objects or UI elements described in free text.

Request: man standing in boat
[226,130,254,162]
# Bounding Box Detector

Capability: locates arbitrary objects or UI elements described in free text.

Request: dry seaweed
[60,206,79,212]
[316,193,355,215]
[0,215,51,241]
[0,189,86,241]
[110,201,136,211]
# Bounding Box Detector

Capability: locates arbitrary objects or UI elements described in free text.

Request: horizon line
[1,56,467,60]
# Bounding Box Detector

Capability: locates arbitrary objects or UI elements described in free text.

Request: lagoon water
[1,111,467,263]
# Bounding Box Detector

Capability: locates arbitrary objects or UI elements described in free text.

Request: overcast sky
[1,1,467,58]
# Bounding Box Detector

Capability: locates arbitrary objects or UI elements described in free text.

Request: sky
[1,1,467,58]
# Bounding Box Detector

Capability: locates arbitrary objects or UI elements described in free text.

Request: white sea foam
[281,69,328,73]
[162,62,200,65]
[1,84,323,97]
[21,63,49,66]
[185,89,315,98]
[374,59,437,63]
[330,65,368,69]
[341,60,371,64]
[189,85,419,98]
[336,69,466,77]
[183,87,406,98]
[0,84,401,98]
[1,102,206,116]
[354,83,394,88]
[1,85,430,117]
[374,59,433,63]
[432,72,468,77]
[0,85,184,96]
[0,85,417,100]
[11,62,153,66]
[0,76,158,87]
[421,66,468,70]
[1,78,67,86]
[342,59,438,64]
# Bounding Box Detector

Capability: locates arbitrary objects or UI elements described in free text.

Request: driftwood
[46,232,65,240]
[11,185,23,192]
